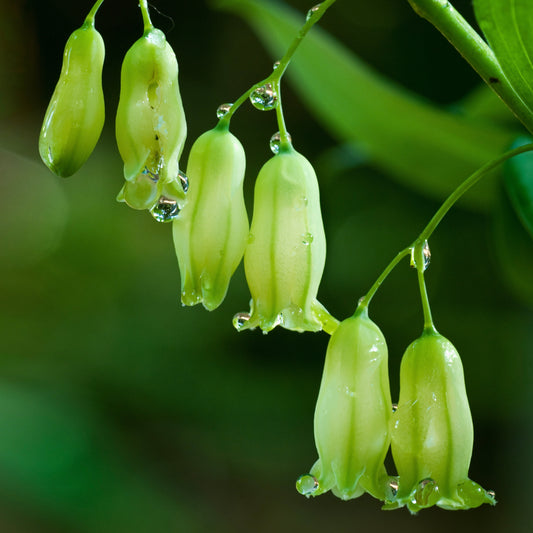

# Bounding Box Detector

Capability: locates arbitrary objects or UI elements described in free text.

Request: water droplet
[249,83,278,111]
[306,4,321,21]
[150,196,180,222]
[302,232,313,245]
[392,403,398,412]
[273,60,281,70]
[410,240,431,271]
[487,490,496,498]
[216,103,233,119]
[386,477,399,500]
[422,240,431,270]
[294,195,308,211]
[142,166,159,182]
[413,478,438,507]
[269,131,292,154]
[296,474,319,496]
[178,170,189,193]
[233,312,250,331]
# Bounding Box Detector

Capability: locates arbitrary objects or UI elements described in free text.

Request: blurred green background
[0,0,532,531]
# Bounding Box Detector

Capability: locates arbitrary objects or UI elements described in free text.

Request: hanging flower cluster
[39,0,501,515]
[39,0,188,223]
[296,304,495,512]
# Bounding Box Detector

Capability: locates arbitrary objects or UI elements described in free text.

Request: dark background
[0,0,531,531]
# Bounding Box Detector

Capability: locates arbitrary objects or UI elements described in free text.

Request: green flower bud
[172,124,248,310]
[297,309,392,500]
[116,28,186,209]
[241,147,326,332]
[39,21,105,177]
[390,331,496,512]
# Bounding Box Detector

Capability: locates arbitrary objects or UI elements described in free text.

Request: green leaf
[456,83,518,127]
[473,0,533,117]
[214,0,518,210]
[493,184,533,307]
[503,137,533,239]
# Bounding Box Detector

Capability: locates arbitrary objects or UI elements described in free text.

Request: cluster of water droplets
[249,82,278,111]
[269,131,292,154]
[410,240,431,271]
[296,474,319,496]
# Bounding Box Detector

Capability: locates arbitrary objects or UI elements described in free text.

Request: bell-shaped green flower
[116,27,186,210]
[39,19,105,177]
[241,146,327,332]
[297,307,392,500]
[389,330,496,512]
[172,123,248,310]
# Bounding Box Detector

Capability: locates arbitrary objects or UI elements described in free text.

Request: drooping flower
[297,307,392,500]
[240,145,327,332]
[389,330,496,512]
[39,19,105,177]
[115,27,186,211]
[172,123,248,310]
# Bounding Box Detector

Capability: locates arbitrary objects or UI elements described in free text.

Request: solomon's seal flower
[172,123,248,310]
[241,145,327,332]
[297,307,392,500]
[39,18,105,177]
[389,330,496,512]
[116,27,187,211]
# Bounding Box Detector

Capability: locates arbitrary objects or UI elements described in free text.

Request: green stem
[358,248,411,309]
[139,0,154,32]
[413,241,436,332]
[85,0,104,24]
[359,142,533,309]
[220,0,337,125]
[270,0,337,79]
[273,80,292,149]
[418,142,533,241]
[407,0,533,134]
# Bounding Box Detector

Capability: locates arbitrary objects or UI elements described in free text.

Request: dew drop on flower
[178,170,189,193]
[150,196,180,223]
[386,477,399,500]
[232,312,251,331]
[302,232,313,245]
[413,478,438,506]
[216,103,233,119]
[249,83,278,111]
[142,166,159,182]
[392,403,398,412]
[306,4,321,21]
[273,60,281,70]
[269,131,292,154]
[296,474,319,496]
